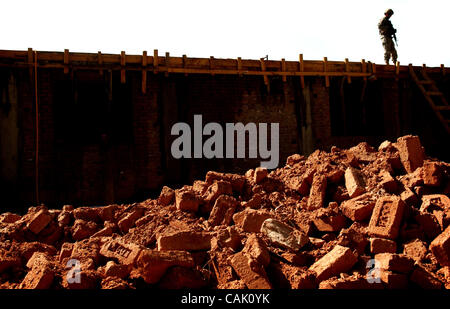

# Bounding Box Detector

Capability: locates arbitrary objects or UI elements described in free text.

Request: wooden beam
[361,59,367,81]
[237,57,242,77]
[323,57,329,87]
[345,58,351,84]
[210,56,214,76]
[299,54,305,88]
[98,51,103,76]
[165,52,170,77]
[64,49,69,74]
[372,62,377,80]
[153,49,159,74]
[27,48,33,78]
[260,58,270,92]
[395,61,400,78]
[120,51,126,83]
[441,64,446,76]
[142,50,147,94]
[183,54,188,76]
[281,58,287,82]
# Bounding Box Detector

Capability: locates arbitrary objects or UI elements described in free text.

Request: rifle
[393,32,398,46]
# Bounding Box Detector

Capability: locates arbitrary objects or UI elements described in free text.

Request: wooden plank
[372,62,377,79]
[120,51,126,83]
[64,49,69,74]
[183,54,188,76]
[441,64,446,76]
[98,51,103,76]
[345,58,351,84]
[237,57,242,77]
[299,54,305,88]
[27,48,33,78]
[153,49,159,74]
[396,61,400,76]
[142,51,147,94]
[210,56,214,76]
[260,58,269,92]
[165,52,170,77]
[361,59,367,81]
[323,57,329,87]
[281,58,287,82]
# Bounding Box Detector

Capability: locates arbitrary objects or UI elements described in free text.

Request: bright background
[1,0,448,66]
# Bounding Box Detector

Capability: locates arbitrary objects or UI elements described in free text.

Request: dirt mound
[1,135,449,289]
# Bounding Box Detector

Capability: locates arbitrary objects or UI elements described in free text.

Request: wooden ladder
[409,64,450,134]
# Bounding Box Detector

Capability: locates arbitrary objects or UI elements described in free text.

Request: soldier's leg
[383,37,391,64]
[391,46,398,64]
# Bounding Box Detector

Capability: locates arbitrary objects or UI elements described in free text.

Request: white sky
[1,0,449,66]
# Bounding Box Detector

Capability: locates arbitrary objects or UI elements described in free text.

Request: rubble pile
[1,135,449,289]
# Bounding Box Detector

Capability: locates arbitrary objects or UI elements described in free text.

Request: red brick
[73,206,100,222]
[242,234,270,267]
[100,239,143,266]
[410,264,443,289]
[379,170,398,192]
[422,161,442,187]
[286,154,305,166]
[307,174,327,210]
[430,225,450,267]
[286,176,310,196]
[403,239,428,262]
[208,195,238,227]
[175,187,200,212]
[205,171,245,193]
[242,193,263,209]
[319,274,373,289]
[20,253,54,289]
[368,196,405,240]
[72,219,98,241]
[229,252,272,289]
[232,208,272,232]
[104,261,130,279]
[420,194,450,213]
[379,270,408,289]
[396,135,425,173]
[340,192,376,221]
[136,249,195,284]
[158,186,175,206]
[313,208,347,232]
[213,227,242,251]
[254,167,268,184]
[118,208,144,233]
[309,245,358,281]
[370,237,397,254]
[192,180,208,195]
[261,218,309,251]
[415,212,441,239]
[400,187,418,206]
[203,181,233,204]
[0,213,21,224]
[59,243,73,262]
[27,209,52,234]
[344,167,366,198]
[157,230,212,251]
[374,253,415,274]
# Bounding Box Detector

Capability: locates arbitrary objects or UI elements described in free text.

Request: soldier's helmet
[385,9,394,15]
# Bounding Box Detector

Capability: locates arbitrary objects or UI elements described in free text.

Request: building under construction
[0,49,449,210]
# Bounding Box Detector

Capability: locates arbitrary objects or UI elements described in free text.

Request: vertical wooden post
[372,62,377,80]
[98,51,103,76]
[142,50,147,94]
[281,58,286,82]
[260,58,270,92]
[345,58,351,84]
[323,57,329,87]
[183,54,188,76]
[299,54,305,89]
[237,57,242,77]
[210,56,215,76]
[361,59,367,82]
[28,48,33,78]
[64,49,69,74]
[441,64,446,76]
[120,51,126,83]
[395,61,400,79]
[165,52,170,77]
[153,49,159,74]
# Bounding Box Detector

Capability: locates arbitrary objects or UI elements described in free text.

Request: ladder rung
[427,91,443,96]
[435,106,450,110]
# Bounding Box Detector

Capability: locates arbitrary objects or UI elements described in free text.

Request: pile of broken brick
[1,135,449,289]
